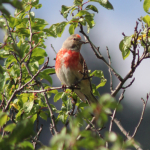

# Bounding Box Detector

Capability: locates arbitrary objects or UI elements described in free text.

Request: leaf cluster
[45,0,113,37]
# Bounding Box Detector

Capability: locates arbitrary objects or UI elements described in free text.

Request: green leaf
[74,0,83,5]
[74,10,91,17]
[7,119,34,144]
[4,123,16,132]
[89,0,114,10]
[142,15,150,26]
[44,23,59,37]
[15,18,29,29]
[143,0,150,14]
[39,111,47,121]
[85,14,95,28]
[5,55,17,68]
[56,21,68,37]
[61,5,71,18]
[85,5,98,13]
[54,92,63,102]
[30,114,37,124]
[119,36,132,59]
[42,68,55,75]
[35,4,42,9]
[32,47,47,57]
[7,16,18,28]
[0,65,4,74]
[0,112,8,127]
[107,132,117,142]
[92,84,100,97]
[69,23,78,35]
[29,12,35,21]
[39,72,52,85]
[8,0,23,10]
[17,141,34,150]
[90,70,107,88]
[32,18,48,30]
[97,78,107,89]
[31,0,39,6]
[23,101,34,113]
[61,92,68,102]
[79,18,86,26]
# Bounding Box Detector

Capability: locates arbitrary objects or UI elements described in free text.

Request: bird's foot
[62,84,67,92]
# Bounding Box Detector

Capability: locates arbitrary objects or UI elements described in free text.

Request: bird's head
[62,34,85,51]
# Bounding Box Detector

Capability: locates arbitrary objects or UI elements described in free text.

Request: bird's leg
[62,84,67,92]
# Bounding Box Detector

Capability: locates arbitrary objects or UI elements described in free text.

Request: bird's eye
[73,38,76,40]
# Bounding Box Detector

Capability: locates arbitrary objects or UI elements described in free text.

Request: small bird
[55,34,97,104]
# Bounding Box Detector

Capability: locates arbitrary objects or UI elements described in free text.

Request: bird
[55,34,97,104]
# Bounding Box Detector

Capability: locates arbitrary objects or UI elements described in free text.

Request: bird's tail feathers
[85,92,98,104]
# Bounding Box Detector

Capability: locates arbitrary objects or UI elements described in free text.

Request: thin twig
[41,84,58,135]
[106,46,113,93]
[24,58,59,135]
[21,41,41,63]
[2,14,16,45]
[51,44,57,55]
[77,117,96,140]
[122,78,135,89]
[79,24,123,82]
[132,96,149,138]
[113,118,142,150]
[26,6,33,64]
[109,90,125,133]
[22,86,80,93]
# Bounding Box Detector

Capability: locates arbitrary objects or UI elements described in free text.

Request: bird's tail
[85,92,98,104]
[75,90,98,104]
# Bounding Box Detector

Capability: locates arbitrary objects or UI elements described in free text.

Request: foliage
[0,0,149,150]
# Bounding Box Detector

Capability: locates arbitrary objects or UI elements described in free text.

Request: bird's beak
[79,40,88,44]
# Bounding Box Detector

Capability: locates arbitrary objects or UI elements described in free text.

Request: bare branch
[106,46,113,93]
[132,96,148,138]
[32,124,43,149]
[77,117,96,140]
[122,78,135,89]
[22,85,80,93]
[79,24,123,82]
[113,118,142,150]
[51,44,57,55]
[41,84,58,135]
[109,90,125,133]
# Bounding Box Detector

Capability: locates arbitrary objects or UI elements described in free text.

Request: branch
[2,14,16,45]
[32,124,43,149]
[109,90,125,133]
[22,86,80,93]
[4,58,49,111]
[132,95,149,138]
[113,118,142,150]
[122,78,135,89]
[21,41,41,63]
[76,116,96,140]
[106,46,113,93]
[41,84,58,135]
[24,57,58,135]
[79,24,123,82]
[26,6,33,64]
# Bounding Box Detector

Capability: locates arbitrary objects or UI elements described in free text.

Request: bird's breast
[55,49,80,71]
